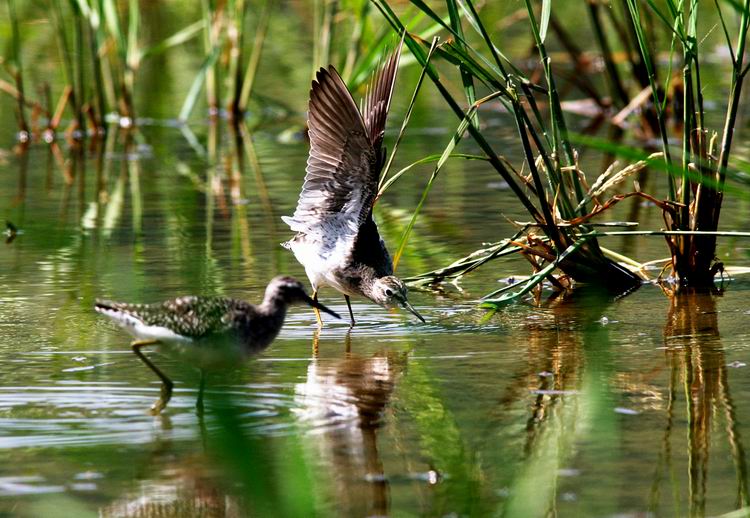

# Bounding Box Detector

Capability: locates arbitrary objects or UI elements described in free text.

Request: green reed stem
[624,0,675,200]
[447,0,477,126]
[392,101,479,270]
[374,0,543,223]
[238,1,270,113]
[6,0,28,134]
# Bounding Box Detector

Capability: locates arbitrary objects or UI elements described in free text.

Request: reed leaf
[539,0,551,43]
[570,133,750,201]
[624,0,675,199]
[392,104,476,270]
[446,0,477,126]
[378,35,437,193]
[140,21,204,60]
[179,44,223,122]
[379,153,487,196]
[238,1,270,113]
[372,0,544,223]
[5,0,28,134]
[404,228,528,286]
[480,233,595,306]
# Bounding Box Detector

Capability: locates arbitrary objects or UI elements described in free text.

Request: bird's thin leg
[131,339,173,415]
[344,295,356,327]
[311,328,321,357]
[312,289,323,328]
[196,369,206,416]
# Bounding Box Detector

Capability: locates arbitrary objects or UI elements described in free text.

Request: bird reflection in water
[99,415,242,518]
[294,331,406,516]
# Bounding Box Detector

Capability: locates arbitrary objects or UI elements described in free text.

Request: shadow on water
[292,330,406,516]
[475,287,750,518]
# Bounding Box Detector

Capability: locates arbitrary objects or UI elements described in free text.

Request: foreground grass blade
[238,1,270,112]
[140,21,204,60]
[379,153,487,196]
[447,0,478,126]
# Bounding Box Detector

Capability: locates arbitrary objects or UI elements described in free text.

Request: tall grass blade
[380,154,487,196]
[539,0,551,43]
[342,0,369,80]
[392,105,475,270]
[570,133,750,201]
[6,0,28,135]
[372,0,544,223]
[238,1,270,113]
[405,229,527,286]
[179,45,223,122]
[624,0,675,199]
[446,0,478,126]
[140,21,204,60]
[481,234,595,305]
[378,36,437,193]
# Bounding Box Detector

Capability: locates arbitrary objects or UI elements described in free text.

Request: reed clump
[619,0,750,288]
[374,0,646,302]
[2,0,205,142]
[374,0,750,301]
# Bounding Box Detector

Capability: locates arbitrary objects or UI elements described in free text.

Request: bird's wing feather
[283,42,402,261]
[362,35,403,153]
[283,66,376,244]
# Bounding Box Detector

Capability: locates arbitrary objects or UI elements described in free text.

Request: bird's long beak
[401,300,426,323]
[303,294,341,319]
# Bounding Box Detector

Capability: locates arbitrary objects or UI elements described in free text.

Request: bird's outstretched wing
[362,36,403,155]
[283,42,402,254]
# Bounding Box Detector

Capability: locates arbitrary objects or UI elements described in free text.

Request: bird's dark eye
[385,288,393,297]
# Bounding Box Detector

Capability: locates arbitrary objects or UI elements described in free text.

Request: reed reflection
[294,331,406,516]
[499,291,593,517]
[655,289,750,517]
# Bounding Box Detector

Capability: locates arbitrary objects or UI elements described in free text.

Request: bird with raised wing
[95,276,340,414]
[282,40,424,327]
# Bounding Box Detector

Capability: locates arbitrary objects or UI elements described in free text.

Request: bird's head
[370,276,425,322]
[266,276,340,319]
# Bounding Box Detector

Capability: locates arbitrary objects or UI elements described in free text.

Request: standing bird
[282,40,424,327]
[95,276,340,414]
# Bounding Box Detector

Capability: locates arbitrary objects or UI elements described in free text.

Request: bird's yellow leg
[131,339,173,415]
[311,328,321,357]
[312,289,323,328]
[344,295,356,327]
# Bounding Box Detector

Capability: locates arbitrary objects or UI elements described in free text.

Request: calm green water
[1,121,750,517]
[3,3,750,517]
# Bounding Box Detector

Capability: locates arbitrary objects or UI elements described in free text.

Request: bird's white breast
[287,235,357,295]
